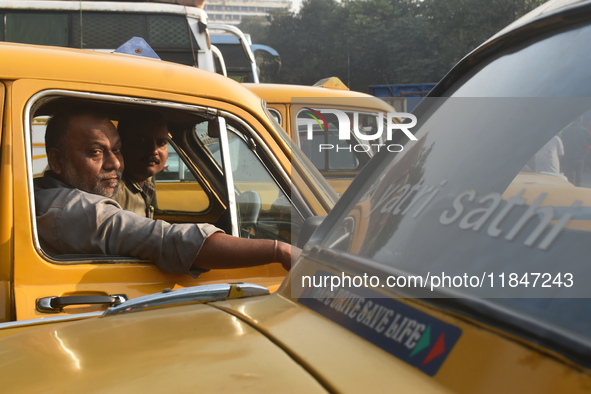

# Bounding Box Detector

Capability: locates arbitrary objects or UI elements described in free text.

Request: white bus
[0,0,271,82]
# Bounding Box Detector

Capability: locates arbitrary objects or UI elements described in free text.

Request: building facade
[205,0,292,25]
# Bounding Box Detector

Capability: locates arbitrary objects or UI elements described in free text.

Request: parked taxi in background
[0,41,337,323]
[245,78,396,195]
[1,0,591,392]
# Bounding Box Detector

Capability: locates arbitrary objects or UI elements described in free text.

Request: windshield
[264,102,339,205]
[317,20,591,346]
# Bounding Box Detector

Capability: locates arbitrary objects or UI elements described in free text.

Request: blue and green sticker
[299,272,462,376]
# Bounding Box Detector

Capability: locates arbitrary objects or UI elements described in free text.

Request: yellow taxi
[0,41,337,322]
[0,0,590,392]
[245,78,396,195]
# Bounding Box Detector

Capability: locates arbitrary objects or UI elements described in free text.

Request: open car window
[194,120,303,243]
[28,92,305,263]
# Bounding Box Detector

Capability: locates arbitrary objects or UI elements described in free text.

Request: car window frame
[24,90,230,263]
[26,89,311,263]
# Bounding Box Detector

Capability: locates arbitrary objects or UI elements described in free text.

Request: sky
[291,0,303,12]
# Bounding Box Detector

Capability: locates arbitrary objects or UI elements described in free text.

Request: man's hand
[193,233,301,271]
[274,240,301,271]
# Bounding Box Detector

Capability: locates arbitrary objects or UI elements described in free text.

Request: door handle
[36,294,127,313]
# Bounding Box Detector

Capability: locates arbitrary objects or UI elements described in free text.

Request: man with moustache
[113,111,168,218]
[34,108,294,275]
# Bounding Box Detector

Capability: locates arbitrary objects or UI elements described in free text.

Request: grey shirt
[35,172,222,275]
[112,174,157,218]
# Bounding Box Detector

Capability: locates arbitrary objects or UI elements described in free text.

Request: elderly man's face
[52,115,123,197]
[121,120,168,184]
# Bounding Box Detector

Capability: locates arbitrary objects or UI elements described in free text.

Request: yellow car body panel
[1,43,258,110]
[0,303,327,393]
[505,172,591,230]
[214,289,591,393]
[0,42,336,322]
[324,178,354,197]
[2,287,588,393]
[153,181,210,212]
[244,81,394,108]
[9,79,283,321]
[155,181,280,212]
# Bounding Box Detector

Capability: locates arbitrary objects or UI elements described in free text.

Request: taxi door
[9,81,302,321]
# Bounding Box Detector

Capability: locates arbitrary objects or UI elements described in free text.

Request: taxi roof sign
[314,77,350,91]
[114,37,161,60]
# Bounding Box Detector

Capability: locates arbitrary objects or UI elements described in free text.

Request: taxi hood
[0,301,325,392]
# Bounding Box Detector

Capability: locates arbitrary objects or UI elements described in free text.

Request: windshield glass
[317,20,591,344]
[264,102,339,204]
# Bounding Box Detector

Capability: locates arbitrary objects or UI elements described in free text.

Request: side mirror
[297,216,325,249]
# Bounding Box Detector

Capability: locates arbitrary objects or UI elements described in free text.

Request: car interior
[29,94,304,263]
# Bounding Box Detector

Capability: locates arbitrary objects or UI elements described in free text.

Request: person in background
[533,134,564,175]
[113,111,168,218]
[561,116,591,186]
